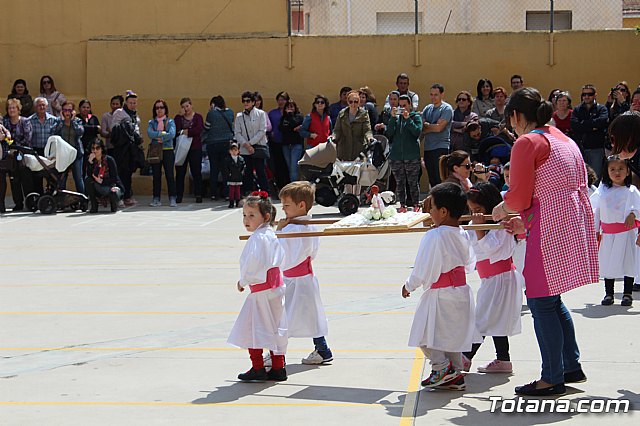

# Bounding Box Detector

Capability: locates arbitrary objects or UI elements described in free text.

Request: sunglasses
[315,100,326,104]
[155,106,165,110]
[581,92,595,97]
[348,100,360,104]
[42,80,52,84]
[456,98,469,102]
[242,99,252,103]
[460,163,472,169]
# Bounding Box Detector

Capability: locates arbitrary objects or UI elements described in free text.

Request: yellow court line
[399,349,425,426]
[0,401,388,408]
[0,311,414,315]
[0,347,415,353]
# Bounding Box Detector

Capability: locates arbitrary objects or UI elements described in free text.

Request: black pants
[1,166,33,208]
[32,147,46,194]
[605,277,634,296]
[175,149,203,200]
[424,148,448,189]
[269,143,290,191]
[151,149,176,199]
[242,154,268,195]
[206,143,230,198]
[464,336,510,361]
[85,177,121,210]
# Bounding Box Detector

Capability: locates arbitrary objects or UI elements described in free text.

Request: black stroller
[18,138,89,214]
[298,135,394,215]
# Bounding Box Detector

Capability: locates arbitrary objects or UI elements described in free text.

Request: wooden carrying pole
[238,223,505,241]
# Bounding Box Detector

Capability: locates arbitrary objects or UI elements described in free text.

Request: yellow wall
[623,17,640,28]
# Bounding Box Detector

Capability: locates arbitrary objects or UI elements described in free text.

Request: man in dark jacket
[570,84,609,179]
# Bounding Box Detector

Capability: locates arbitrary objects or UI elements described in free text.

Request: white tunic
[469,228,523,337]
[590,185,640,279]
[279,216,329,338]
[406,226,477,352]
[227,226,288,354]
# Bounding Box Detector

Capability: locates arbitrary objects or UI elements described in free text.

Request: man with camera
[570,84,609,179]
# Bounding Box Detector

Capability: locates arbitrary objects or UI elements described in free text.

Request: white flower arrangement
[362,205,396,221]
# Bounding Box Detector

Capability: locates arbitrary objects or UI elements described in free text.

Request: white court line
[200,209,240,227]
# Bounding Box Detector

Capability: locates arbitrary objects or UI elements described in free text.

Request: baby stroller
[21,136,89,214]
[477,136,512,165]
[298,135,394,215]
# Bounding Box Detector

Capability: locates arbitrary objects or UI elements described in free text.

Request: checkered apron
[527,129,599,296]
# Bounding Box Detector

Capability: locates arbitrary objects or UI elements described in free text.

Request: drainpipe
[548,0,555,66]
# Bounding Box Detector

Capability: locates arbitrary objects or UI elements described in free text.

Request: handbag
[242,113,270,159]
[174,134,193,166]
[146,142,163,164]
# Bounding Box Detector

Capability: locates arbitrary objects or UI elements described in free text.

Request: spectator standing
[550,92,572,136]
[299,95,332,148]
[77,99,101,172]
[331,90,373,161]
[203,95,234,200]
[110,91,142,206]
[174,97,204,204]
[52,101,85,193]
[0,123,12,213]
[267,91,290,190]
[329,86,351,125]
[101,95,123,150]
[472,79,494,118]
[548,88,562,112]
[279,100,304,182]
[358,86,378,127]
[235,91,269,194]
[605,81,631,121]
[570,84,609,179]
[384,73,419,111]
[29,97,59,193]
[3,99,34,210]
[422,84,454,189]
[510,74,524,95]
[451,91,478,152]
[7,79,33,117]
[385,94,423,212]
[38,75,66,118]
[147,99,177,207]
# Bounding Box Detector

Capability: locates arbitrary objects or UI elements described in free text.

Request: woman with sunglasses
[331,90,374,161]
[147,99,177,207]
[38,75,66,117]
[85,139,123,213]
[234,91,269,195]
[451,91,478,152]
[438,150,486,192]
[299,95,331,149]
[52,101,85,194]
[606,81,631,122]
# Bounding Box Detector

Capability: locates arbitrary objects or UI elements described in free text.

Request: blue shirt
[29,113,59,149]
[422,101,453,151]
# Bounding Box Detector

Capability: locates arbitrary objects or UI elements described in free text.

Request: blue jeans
[61,152,85,194]
[583,148,604,180]
[281,144,303,181]
[527,295,581,385]
[151,149,176,199]
[313,336,332,359]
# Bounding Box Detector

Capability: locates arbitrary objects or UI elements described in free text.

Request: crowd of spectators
[1,73,639,214]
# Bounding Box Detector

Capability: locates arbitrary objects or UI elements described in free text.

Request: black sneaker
[235,200,240,208]
[601,294,614,306]
[621,294,633,307]
[266,367,287,381]
[195,196,203,203]
[515,381,566,396]
[238,367,267,382]
[228,201,235,208]
[564,369,587,383]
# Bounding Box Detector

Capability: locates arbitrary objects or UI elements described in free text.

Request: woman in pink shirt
[492,88,598,397]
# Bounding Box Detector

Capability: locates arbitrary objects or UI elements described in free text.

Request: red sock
[249,348,264,370]
[270,351,285,370]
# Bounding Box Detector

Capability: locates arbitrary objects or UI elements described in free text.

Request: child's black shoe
[228,201,235,208]
[238,367,267,382]
[621,294,633,307]
[266,367,287,381]
[601,294,614,305]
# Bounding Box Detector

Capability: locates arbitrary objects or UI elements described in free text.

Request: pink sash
[431,266,466,289]
[283,257,313,278]
[476,257,516,279]
[249,267,284,293]
[601,220,640,234]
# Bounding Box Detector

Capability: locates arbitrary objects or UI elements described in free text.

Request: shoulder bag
[243,113,269,159]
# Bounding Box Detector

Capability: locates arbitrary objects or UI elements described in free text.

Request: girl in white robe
[590,156,640,307]
[228,192,288,382]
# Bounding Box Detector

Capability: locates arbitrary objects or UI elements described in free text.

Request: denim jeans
[527,295,581,385]
[583,148,604,181]
[152,149,176,199]
[281,144,304,181]
[61,152,85,194]
[424,148,449,189]
[313,336,332,359]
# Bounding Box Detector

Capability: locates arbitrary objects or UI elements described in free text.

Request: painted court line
[200,209,239,227]
[399,349,425,426]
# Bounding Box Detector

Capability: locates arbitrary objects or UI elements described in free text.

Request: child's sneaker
[434,373,466,391]
[263,352,272,368]
[237,367,267,382]
[266,367,287,381]
[421,363,457,388]
[477,359,513,373]
[461,354,472,372]
[302,349,333,365]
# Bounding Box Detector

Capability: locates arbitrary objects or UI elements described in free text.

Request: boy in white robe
[403,182,476,391]
[275,182,333,365]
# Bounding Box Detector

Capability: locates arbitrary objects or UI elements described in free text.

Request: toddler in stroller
[298,135,394,215]
[21,136,89,214]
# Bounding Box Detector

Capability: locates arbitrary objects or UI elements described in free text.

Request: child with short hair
[463,182,524,373]
[590,155,640,306]
[402,182,477,391]
[275,181,333,365]
[227,192,288,381]
[223,142,246,208]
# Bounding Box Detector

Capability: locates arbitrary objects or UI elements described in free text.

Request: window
[526,11,572,30]
[376,12,423,34]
